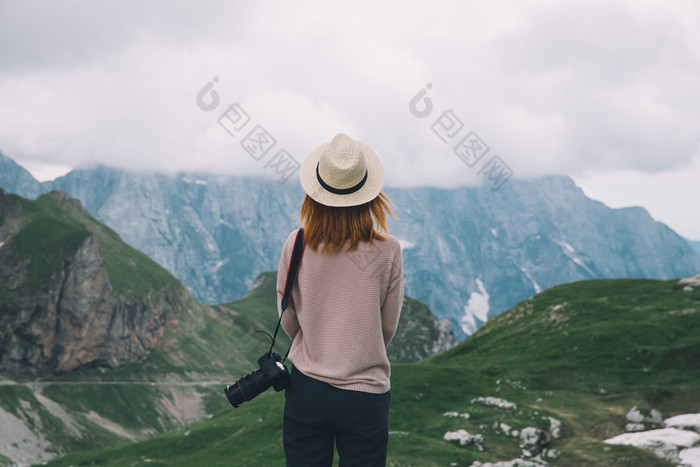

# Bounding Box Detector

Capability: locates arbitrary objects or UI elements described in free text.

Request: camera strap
[269,228,305,361]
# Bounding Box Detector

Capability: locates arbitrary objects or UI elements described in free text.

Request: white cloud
[574,156,700,240]
[0,0,699,235]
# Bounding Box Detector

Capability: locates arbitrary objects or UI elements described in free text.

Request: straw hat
[300,133,384,207]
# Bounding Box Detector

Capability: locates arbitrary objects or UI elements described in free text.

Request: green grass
[1,190,180,299]
[0,385,126,456]
[219,271,294,357]
[43,276,699,466]
[43,384,168,432]
[433,278,700,393]
[41,366,680,467]
[12,198,91,286]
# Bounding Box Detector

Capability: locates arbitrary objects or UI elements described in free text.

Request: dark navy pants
[283,367,391,467]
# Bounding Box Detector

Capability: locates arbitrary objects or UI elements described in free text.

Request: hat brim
[300,139,384,207]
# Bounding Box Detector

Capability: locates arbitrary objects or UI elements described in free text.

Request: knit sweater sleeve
[381,240,404,347]
[276,230,300,339]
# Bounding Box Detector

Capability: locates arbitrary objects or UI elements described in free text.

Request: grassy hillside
[0,190,280,464]
[43,276,700,466]
[25,273,296,434]
[0,280,288,465]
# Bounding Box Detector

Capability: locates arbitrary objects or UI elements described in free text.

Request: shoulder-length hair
[300,192,395,254]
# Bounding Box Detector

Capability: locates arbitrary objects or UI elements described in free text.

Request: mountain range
[2,149,698,338]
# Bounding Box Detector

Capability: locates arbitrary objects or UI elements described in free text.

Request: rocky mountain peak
[0,190,185,374]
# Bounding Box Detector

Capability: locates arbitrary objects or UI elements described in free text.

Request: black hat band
[316,162,368,195]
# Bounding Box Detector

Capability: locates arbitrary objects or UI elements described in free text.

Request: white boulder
[665,413,700,434]
[444,429,484,451]
[471,396,517,409]
[520,427,549,457]
[605,428,700,464]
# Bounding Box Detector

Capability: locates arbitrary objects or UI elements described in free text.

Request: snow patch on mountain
[555,240,595,275]
[181,177,208,185]
[461,279,490,335]
[520,267,542,293]
[558,240,575,253]
[213,259,228,272]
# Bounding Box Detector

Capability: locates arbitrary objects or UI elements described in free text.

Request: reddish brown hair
[300,192,395,254]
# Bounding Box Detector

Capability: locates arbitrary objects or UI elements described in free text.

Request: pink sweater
[276,228,404,394]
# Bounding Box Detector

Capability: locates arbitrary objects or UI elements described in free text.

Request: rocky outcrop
[0,190,182,374]
[387,296,457,363]
[2,236,166,372]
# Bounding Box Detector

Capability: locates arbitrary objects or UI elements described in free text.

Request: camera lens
[225,368,271,408]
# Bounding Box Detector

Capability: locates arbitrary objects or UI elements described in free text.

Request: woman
[276,133,404,466]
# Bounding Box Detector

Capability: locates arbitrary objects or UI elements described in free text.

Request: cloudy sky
[1,0,699,239]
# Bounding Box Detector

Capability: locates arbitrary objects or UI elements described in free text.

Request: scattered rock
[469,457,549,467]
[443,411,470,419]
[625,423,646,432]
[546,417,561,439]
[679,274,700,287]
[664,413,700,434]
[605,428,700,465]
[627,407,645,423]
[625,406,664,431]
[520,427,550,457]
[471,396,517,409]
[500,422,512,435]
[443,429,484,451]
[679,447,700,466]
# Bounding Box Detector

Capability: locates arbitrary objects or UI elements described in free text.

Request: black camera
[225,351,290,408]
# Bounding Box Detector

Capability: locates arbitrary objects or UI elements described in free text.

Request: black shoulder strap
[281,228,305,312]
[269,228,304,358]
